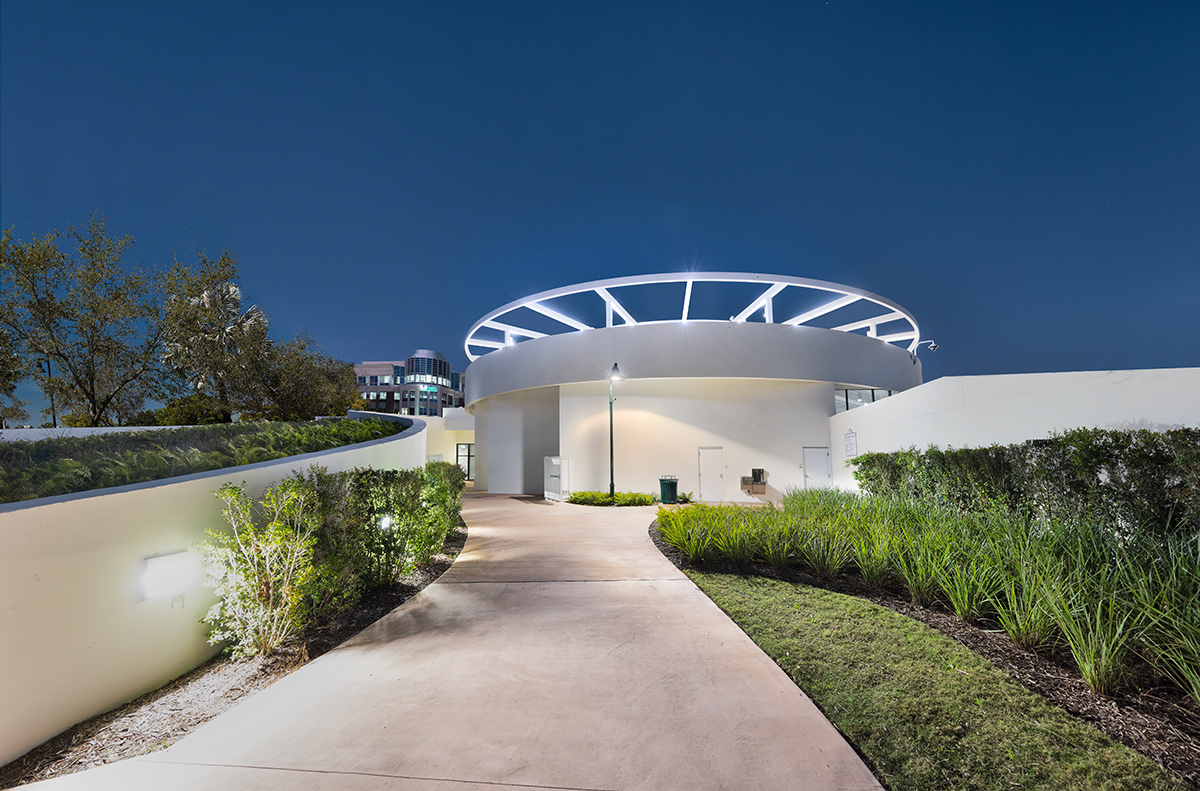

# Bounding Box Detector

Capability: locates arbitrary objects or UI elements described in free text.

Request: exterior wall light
[141,551,201,601]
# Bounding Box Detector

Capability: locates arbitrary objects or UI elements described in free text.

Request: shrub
[200,480,320,659]
[202,462,467,657]
[852,428,1200,539]
[568,490,656,506]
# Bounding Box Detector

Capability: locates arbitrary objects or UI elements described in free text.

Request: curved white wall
[0,421,430,766]
[465,321,922,497]
[465,321,922,405]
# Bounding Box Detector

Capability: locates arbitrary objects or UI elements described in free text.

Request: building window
[835,388,894,413]
[457,443,475,481]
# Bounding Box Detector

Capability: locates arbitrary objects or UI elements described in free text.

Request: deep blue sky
[4,2,1198,407]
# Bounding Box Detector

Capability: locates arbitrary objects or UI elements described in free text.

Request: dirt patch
[0,523,467,788]
[648,522,1200,787]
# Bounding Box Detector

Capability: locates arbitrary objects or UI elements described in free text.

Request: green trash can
[659,475,679,504]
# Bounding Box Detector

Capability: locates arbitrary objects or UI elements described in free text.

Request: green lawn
[686,570,1189,791]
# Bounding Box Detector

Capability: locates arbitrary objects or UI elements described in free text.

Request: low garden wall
[0,419,429,766]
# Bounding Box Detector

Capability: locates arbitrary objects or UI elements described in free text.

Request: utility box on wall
[544,456,570,501]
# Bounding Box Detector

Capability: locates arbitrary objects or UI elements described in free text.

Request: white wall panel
[830,368,1200,489]
[559,378,832,502]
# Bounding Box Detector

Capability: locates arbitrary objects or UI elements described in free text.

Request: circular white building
[464,273,926,500]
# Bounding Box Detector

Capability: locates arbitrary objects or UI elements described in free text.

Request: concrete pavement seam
[134,758,618,791]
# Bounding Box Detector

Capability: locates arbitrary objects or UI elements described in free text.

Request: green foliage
[236,333,359,422]
[0,418,403,504]
[163,274,267,421]
[0,327,29,427]
[689,571,1189,791]
[201,480,320,659]
[0,216,232,426]
[656,505,715,564]
[568,490,656,506]
[156,393,231,425]
[202,461,466,657]
[655,490,1200,705]
[852,428,1200,539]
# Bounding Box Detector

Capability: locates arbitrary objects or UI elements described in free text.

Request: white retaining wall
[0,420,430,766]
[829,368,1200,489]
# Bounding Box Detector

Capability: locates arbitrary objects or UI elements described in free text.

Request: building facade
[463,273,926,500]
[355,349,465,417]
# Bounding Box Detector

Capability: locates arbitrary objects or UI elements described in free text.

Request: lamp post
[37,359,57,428]
[608,362,622,502]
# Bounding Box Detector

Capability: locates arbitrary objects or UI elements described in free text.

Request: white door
[802,446,832,489]
[698,446,724,502]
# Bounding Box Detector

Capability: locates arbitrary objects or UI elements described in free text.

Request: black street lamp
[608,363,622,501]
[37,359,57,428]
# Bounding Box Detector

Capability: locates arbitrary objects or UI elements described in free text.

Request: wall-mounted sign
[419,384,438,392]
[844,430,858,458]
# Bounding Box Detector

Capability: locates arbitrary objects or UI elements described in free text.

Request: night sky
[3,2,1198,414]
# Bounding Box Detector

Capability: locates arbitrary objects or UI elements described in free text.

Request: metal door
[698,446,724,502]
[802,446,832,489]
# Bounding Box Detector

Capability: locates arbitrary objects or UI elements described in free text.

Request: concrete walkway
[33,493,882,790]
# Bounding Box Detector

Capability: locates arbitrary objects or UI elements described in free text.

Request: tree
[159,393,230,425]
[0,216,223,426]
[0,328,29,428]
[236,334,359,422]
[163,266,268,422]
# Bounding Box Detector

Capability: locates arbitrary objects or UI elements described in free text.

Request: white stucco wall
[417,413,475,463]
[476,388,559,495]
[829,368,1200,489]
[559,378,833,502]
[0,422,430,767]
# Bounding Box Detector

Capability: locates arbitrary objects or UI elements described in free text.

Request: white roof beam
[782,294,860,326]
[527,302,593,331]
[732,283,787,322]
[468,339,506,350]
[681,280,693,321]
[482,320,547,339]
[594,287,637,326]
[876,331,918,343]
[832,311,904,333]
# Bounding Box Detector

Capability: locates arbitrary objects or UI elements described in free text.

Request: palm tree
[164,282,267,421]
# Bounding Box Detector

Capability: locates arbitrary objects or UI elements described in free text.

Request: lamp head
[609,363,623,382]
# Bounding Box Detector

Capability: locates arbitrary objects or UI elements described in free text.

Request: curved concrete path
[32,493,881,790]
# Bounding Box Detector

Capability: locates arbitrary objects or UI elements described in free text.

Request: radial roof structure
[465,273,922,362]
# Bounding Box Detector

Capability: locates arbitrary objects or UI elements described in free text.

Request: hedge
[851,427,1200,537]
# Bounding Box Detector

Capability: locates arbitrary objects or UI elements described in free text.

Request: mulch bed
[0,523,467,789]
[648,523,1200,788]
